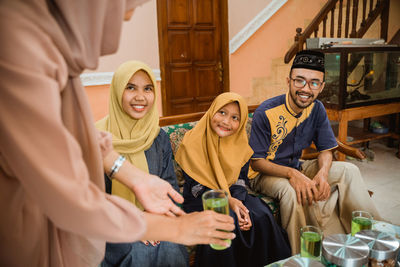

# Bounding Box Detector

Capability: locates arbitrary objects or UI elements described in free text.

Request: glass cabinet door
[318,49,400,109]
[345,51,400,106]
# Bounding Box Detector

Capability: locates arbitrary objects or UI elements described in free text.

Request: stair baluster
[345,0,351,37]
[351,0,359,38]
[338,0,343,37]
[330,7,335,37]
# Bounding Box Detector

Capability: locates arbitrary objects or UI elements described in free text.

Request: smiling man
[249,50,381,254]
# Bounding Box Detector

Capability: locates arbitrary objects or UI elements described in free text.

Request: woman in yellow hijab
[96,61,188,267]
[176,92,291,267]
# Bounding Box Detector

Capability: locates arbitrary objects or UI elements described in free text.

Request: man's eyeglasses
[290,77,323,91]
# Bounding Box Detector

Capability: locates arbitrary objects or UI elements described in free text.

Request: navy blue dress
[182,162,291,267]
[102,129,189,267]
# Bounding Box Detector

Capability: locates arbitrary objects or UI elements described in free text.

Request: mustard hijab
[175,92,254,195]
[96,61,160,208]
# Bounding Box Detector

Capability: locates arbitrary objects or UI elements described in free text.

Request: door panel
[194,0,214,24]
[195,66,217,96]
[194,31,216,61]
[167,0,190,25]
[169,32,191,62]
[170,67,192,99]
[158,0,229,115]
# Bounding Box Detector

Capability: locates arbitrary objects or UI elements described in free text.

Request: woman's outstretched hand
[142,210,235,247]
[132,174,185,217]
[102,150,184,217]
[175,210,235,246]
[97,130,113,159]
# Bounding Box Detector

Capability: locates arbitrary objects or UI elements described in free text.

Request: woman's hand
[141,240,160,246]
[228,197,252,231]
[132,174,185,217]
[103,150,184,217]
[97,130,113,159]
[174,211,235,246]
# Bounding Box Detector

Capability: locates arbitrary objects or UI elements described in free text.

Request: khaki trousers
[250,160,381,254]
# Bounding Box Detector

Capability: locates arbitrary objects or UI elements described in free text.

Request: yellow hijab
[175,92,254,195]
[96,61,160,208]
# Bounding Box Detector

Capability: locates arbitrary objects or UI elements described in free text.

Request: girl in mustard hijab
[96,61,188,267]
[176,92,291,267]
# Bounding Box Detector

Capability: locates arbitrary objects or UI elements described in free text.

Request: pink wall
[85,0,400,117]
[228,0,273,38]
[88,0,275,73]
[229,0,327,103]
[86,0,159,73]
[229,0,400,105]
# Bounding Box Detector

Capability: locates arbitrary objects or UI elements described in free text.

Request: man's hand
[97,130,113,159]
[132,174,185,217]
[313,172,330,201]
[288,168,318,205]
[314,150,333,201]
[228,197,251,231]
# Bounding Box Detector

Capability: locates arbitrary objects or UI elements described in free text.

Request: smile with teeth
[218,125,231,131]
[296,92,312,100]
[131,104,146,112]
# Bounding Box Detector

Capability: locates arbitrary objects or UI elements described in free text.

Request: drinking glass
[202,189,231,250]
[300,225,323,260]
[351,210,373,236]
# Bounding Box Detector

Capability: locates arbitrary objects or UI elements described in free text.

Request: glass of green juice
[351,210,373,236]
[300,225,323,260]
[202,189,231,250]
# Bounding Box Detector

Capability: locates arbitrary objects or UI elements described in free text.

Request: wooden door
[157,0,229,115]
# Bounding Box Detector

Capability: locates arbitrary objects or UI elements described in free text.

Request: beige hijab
[175,92,254,195]
[96,61,160,208]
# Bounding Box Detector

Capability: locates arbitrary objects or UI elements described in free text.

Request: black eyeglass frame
[289,77,324,91]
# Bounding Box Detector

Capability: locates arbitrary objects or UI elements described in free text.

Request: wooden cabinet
[313,46,400,160]
[317,46,400,110]
[327,103,400,160]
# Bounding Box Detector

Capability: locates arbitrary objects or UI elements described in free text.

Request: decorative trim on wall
[81,69,161,86]
[80,72,114,86]
[229,0,288,54]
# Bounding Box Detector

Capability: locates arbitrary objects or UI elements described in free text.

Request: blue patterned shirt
[249,93,337,170]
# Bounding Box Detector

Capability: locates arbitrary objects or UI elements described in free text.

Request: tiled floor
[347,140,400,225]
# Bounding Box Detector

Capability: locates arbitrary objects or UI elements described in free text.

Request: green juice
[300,231,322,259]
[203,197,231,250]
[351,216,372,236]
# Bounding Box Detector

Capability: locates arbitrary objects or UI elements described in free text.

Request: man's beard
[289,85,315,110]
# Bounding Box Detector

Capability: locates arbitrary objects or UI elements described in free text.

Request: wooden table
[326,102,400,161]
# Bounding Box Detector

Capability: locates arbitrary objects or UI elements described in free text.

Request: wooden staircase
[284,0,390,63]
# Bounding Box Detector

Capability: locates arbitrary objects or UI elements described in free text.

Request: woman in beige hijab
[0,1,234,266]
[97,61,188,267]
[176,93,291,267]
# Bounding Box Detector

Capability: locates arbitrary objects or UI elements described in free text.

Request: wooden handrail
[284,0,390,64]
[284,0,338,63]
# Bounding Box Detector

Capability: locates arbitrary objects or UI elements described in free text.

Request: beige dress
[0,0,149,266]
